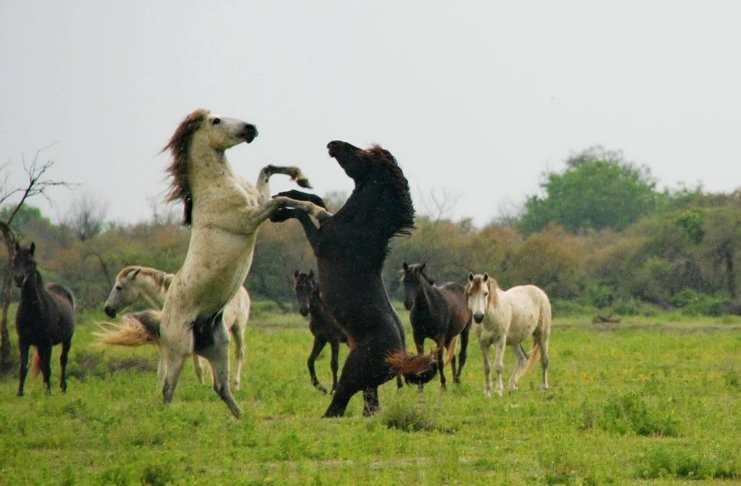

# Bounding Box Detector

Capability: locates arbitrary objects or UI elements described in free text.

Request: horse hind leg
[59,338,72,393]
[362,387,380,417]
[508,343,529,392]
[455,328,470,384]
[535,331,550,391]
[231,323,245,390]
[199,327,241,419]
[192,355,205,384]
[161,347,187,405]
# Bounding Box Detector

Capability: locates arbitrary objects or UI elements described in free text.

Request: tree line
[2,145,739,329]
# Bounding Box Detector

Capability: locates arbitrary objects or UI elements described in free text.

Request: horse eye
[211,117,221,125]
[115,285,123,291]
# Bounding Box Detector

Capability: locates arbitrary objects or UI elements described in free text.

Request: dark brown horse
[12,242,75,396]
[400,262,472,389]
[293,270,347,393]
[272,141,437,417]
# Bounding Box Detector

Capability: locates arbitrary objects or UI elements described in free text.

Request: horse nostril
[473,312,484,323]
[104,306,117,318]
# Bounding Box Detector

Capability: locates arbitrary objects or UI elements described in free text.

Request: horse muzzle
[241,124,258,143]
[104,305,118,318]
[299,306,309,317]
[473,312,485,324]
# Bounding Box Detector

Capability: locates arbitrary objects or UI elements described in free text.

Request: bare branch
[417,187,461,223]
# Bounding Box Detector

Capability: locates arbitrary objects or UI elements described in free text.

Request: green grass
[0,306,738,484]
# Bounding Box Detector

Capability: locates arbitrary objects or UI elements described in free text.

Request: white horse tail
[95,310,162,346]
[522,339,541,376]
[444,335,458,366]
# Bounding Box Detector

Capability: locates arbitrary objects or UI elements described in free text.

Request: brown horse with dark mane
[272,141,437,417]
[293,270,347,393]
[400,262,472,389]
[12,242,75,396]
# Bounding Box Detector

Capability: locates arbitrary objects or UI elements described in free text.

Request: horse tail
[95,310,162,347]
[386,351,437,385]
[522,339,541,377]
[31,348,41,378]
[444,335,458,366]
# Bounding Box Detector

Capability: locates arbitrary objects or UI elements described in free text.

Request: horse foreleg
[414,338,425,391]
[329,339,340,394]
[480,340,493,397]
[493,337,506,396]
[435,339,447,390]
[362,387,380,417]
[308,336,329,393]
[455,328,470,384]
[17,341,30,397]
[60,338,71,393]
[37,344,53,395]
[274,189,327,209]
[509,343,528,391]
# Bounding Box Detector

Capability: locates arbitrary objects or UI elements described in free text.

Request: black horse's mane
[340,145,414,250]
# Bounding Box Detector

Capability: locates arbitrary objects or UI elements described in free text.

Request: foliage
[519,146,658,234]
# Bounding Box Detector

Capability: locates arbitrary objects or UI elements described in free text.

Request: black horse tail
[95,310,162,347]
[386,351,438,385]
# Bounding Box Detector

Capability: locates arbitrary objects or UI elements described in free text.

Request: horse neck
[187,141,235,196]
[137,271,171,308]
[20,270,44,306]
[412,278,436,312]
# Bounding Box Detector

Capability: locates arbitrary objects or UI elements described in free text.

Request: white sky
[1,1,739,226]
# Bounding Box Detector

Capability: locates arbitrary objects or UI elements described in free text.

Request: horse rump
[386,351,438,385]
[95,310,162,346]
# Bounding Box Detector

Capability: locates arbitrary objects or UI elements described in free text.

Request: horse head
[12,242,36,288]
[293,270,317,317]
[400,262,428,310]
[466,272,495,324]
[164,109,258,225]
[104,267,143,318]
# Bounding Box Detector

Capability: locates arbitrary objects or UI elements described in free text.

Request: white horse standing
[100,265,251,389]
[465,273,551,397]
[158,109,329,418]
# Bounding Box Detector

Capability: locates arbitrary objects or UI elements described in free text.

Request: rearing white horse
[465,273,551,397]
[159,109,329,418]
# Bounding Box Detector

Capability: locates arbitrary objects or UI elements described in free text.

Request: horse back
[504,285,551,332]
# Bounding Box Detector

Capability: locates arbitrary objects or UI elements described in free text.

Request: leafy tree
[519,146,658,234]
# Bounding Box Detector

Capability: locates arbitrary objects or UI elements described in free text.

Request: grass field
[0,306,738,485]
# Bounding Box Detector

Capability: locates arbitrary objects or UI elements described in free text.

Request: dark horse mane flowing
[272,140,436,417]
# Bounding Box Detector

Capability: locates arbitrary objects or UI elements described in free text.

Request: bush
[600,393,679,437]
[637,448,737,480]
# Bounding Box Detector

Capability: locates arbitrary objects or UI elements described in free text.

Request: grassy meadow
[0,304,738,485]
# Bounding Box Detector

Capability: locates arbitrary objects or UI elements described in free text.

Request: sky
[1,1,739,227]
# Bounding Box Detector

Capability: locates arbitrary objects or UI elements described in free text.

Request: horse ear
[483,273,489,282]
[29,242,35,255]
[132,268,141,278]
[420,262,426,271]
[14,241,20,252]
[402,262,408,271]
[294,270,300,279]
[468,273,474,282]
[308,269,314,279]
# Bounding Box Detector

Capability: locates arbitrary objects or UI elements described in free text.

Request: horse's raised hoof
[314,384,328,394]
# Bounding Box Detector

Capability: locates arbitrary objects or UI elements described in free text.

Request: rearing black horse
[400,262,472,390]
[272,141,437,417]
[12,242,75,396]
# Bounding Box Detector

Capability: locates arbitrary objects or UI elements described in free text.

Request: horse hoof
[17,391,24,397]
